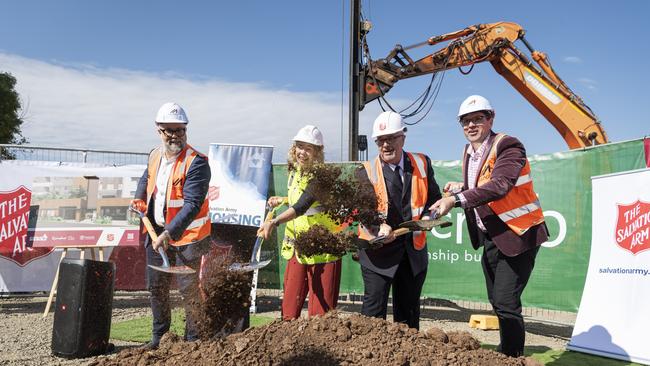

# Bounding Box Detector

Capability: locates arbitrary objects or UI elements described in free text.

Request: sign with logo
[0,185,54,266]
[207,144,273,227]
[615,200,650,255]
[568,168,650,364]
[0,160,145,292]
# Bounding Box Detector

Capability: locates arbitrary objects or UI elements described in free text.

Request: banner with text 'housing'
[207,144,273,227]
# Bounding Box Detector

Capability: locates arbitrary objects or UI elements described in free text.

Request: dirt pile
[96,311,541,366]
[293,163,384,257]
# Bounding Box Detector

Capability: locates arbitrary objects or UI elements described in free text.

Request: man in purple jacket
[431,95,549,357]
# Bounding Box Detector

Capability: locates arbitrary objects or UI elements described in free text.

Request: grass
[481,345,643,366]
[112,314,642,365]
[110,310,276,343]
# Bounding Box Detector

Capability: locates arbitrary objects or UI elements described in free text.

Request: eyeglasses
[375,134,404,146]
[459,115,487,127]
[158,127,186,138]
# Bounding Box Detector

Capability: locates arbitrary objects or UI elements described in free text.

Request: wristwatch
[453,194,462,208]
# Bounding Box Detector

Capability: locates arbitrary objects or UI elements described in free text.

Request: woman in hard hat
[258,125,341,320]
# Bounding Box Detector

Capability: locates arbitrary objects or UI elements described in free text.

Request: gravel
[0,292,573,365]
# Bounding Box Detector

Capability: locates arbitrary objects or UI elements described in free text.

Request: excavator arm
[362,21,608,149]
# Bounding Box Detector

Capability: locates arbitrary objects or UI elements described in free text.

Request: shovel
[129,207,196,275]
[351,227,412,249]
[399,218,452,231]
[228,206,275,272]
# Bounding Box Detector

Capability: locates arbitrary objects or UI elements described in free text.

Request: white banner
[207,144,273,227]
[568,168,650,365]
[0,160,145,292]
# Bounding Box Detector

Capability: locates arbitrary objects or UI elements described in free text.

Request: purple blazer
[461,132,549,257]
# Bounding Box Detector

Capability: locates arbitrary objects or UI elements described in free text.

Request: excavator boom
[362,22,608,149]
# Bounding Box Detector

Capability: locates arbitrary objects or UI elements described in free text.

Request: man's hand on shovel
[153,230,171,251]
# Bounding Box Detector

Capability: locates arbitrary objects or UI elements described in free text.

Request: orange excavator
[361,21,608,149]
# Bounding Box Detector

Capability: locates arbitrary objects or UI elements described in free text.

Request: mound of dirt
[95,311,541,366]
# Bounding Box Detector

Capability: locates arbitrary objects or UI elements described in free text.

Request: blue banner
[207,144,273,227]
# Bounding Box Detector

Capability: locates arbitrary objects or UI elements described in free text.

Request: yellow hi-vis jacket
[146,145,211,246]
[361,153,429,250]
[473,134,545,235]
[281,168,340,264]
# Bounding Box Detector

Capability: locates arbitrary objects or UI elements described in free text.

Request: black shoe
[142,340,159,350]
[106,343,115,353]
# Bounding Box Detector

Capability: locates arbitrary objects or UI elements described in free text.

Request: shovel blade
[229,259,272,272]
[148,264,196,275]
[399,219,452,231]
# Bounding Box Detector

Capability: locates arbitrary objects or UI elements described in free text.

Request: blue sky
[1,1,648,162]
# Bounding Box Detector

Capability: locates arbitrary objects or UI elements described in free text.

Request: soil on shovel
[290,224,360,258]
[292,163,385,257]
[305,163,383,227]
[95,311,541,366]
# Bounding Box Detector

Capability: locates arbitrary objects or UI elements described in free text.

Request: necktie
[392,165,403,194]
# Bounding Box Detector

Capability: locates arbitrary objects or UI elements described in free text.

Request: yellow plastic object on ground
[468,314,499,330]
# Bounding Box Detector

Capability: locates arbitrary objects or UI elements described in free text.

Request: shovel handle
[157,247,171,268]
[251,207,276,262]
[393,227,410,237]
[132,208,172,267]
[141,216,159,242]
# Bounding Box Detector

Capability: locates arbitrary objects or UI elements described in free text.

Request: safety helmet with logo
[155,102,189,124]
[372,111,407,139]
[457,95,493,120]
[293,125,323,146]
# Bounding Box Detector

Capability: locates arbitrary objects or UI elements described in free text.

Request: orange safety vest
[471,134,545,235]
[361,152,429,250]
[145,145,211,246]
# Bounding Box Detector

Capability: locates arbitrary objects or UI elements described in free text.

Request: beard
[164,139,185,155]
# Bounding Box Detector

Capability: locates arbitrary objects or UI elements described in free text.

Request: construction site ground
[0,290,579,365]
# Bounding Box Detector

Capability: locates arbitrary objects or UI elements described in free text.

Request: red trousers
[282,255,342,320]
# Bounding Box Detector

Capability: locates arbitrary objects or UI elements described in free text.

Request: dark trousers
[146,239,209,342]
[361,253,427,330]
[480,231,539,357]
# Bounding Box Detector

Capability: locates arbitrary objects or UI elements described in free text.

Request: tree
[0,72,27,159]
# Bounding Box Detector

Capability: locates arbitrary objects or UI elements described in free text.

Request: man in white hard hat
[357,111,442,330]
[431,95,549,357]
[130,102,211,349]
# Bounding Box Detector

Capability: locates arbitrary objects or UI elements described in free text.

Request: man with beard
[130,102,211,349]
[357,111,441,330]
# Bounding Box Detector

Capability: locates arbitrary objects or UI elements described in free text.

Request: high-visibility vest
[281,168,340,264]
[361,153,429,250]
[146,145,211,246]
[471,134,545,235]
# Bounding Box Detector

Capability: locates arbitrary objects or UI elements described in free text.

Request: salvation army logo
[208,186,220,201]
[0,186,54,266]
[615,200,650,255]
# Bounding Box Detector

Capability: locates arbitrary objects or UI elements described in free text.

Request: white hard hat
[372,111,406,139]
[458,95,493,119]
[155,102,189,124]
[293,125,324,146]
